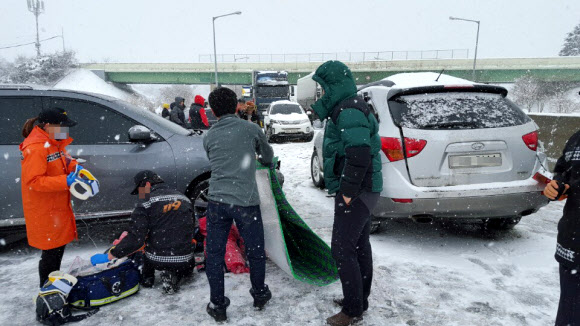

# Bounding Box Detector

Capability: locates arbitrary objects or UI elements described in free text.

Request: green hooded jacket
[311,60,383,197]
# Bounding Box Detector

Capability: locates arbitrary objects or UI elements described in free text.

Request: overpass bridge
[82,57,580,85]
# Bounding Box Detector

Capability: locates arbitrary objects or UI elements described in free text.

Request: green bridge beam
[106,68,580,85]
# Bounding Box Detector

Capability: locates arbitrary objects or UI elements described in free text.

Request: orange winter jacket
[20,126,79,250]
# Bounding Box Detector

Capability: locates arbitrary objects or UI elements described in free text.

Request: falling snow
[0,133,569,325]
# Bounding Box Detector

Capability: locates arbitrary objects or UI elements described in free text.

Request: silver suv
[0,86,211,236]
[311,73,549,230]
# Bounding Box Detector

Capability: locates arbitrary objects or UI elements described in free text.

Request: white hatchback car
[264,100,314,142]
[311,73,549,231]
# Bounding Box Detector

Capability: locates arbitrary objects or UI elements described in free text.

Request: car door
[43,97,177,216]
[0,96,42,225]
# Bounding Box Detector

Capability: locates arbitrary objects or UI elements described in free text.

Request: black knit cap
[130,170,164,195]
[38,107,77,127]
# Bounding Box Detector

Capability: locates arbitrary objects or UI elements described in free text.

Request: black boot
[141,276,155,288]
[250,284,272,310]
[207,297,230,322]
[160,270,179,294]
[333,298,368,312]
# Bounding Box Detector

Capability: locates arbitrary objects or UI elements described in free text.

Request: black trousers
[556,264,580,325]
[142,256,195,281]
[331,193,377,317]
[39,245,66,287]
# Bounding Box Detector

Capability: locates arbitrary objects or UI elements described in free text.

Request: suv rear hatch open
[386,85,537,187]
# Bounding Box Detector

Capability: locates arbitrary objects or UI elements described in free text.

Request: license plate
[284,129,300,133]
[449,153,502,169]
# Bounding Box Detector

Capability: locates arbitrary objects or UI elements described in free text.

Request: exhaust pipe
[411,215,434,224]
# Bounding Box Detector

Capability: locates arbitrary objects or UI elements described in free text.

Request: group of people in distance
[160,94,263,131]
[18,60,580,326]
[161,95,211,130]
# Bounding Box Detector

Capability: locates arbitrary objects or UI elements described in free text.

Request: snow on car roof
[256,70,288,75]
[385,72,475,88]
[271,100,300,105]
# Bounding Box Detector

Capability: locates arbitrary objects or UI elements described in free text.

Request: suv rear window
[389,92,530,130]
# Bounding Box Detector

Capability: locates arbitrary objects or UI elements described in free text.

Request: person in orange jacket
[20,107,81,287]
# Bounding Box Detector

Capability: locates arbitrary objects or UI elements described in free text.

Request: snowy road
[0,137,564,325]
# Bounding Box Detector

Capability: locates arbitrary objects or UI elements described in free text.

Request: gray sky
[1,0,579,63]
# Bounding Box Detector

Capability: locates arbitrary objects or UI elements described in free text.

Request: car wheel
[190,179,210,219]
[370,219,382,234]
[311,151,325,188]
[485,216,522,230]
[304,133,314,142]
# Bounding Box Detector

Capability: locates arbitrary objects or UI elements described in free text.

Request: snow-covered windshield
[389,92,530,129]
[113,100,190,135]
[271,104,302,115]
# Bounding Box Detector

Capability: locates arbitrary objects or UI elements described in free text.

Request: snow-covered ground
[0,138,565,326]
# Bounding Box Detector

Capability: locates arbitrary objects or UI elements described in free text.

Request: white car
[311,73,549,232]
[264,100,314,142]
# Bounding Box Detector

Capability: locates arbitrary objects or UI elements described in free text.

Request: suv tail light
[392,198,413,203]
[522,131,538,151]
[381,137,427,162]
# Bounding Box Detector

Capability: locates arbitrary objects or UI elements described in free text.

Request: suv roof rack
[0,84,34,90]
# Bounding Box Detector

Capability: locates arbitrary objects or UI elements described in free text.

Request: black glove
[551,180,567,201]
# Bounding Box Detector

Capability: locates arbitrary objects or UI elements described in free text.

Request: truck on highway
[252,70,290,118]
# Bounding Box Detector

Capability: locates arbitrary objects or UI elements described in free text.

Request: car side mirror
[128,125,153,142]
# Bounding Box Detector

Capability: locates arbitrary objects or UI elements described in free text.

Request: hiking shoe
[333,298,368,312]
[140,276,155,288]
[160,271,179,294]
[250,284,272,310]
[206,297,230,322]
[326,312,363,326]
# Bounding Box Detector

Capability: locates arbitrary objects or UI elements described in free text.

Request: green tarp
[257,160,338,286]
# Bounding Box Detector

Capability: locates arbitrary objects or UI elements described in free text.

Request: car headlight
[270,119,280,124]
[300,119,310,124]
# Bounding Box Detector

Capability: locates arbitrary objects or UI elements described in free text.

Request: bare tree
[511,75,541,111]
[551,97,580,114]
[159,85,199,107]
[511,74,580,113]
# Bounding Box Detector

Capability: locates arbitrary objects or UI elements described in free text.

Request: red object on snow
[199,217,250,274]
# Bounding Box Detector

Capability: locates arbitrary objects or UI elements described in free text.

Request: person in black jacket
[170,97,187,128]
[189,95,209,129]
[544,130,580,325]
[90,170,196,294]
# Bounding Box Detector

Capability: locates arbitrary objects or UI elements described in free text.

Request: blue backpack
[68,259,140,309]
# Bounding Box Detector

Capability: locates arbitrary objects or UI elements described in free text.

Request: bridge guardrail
[198,49,470,64]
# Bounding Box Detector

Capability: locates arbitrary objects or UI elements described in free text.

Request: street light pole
[212,11,242,88]
[449,16,480,81]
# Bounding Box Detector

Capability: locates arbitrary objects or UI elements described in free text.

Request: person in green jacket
[311,60,383,326]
